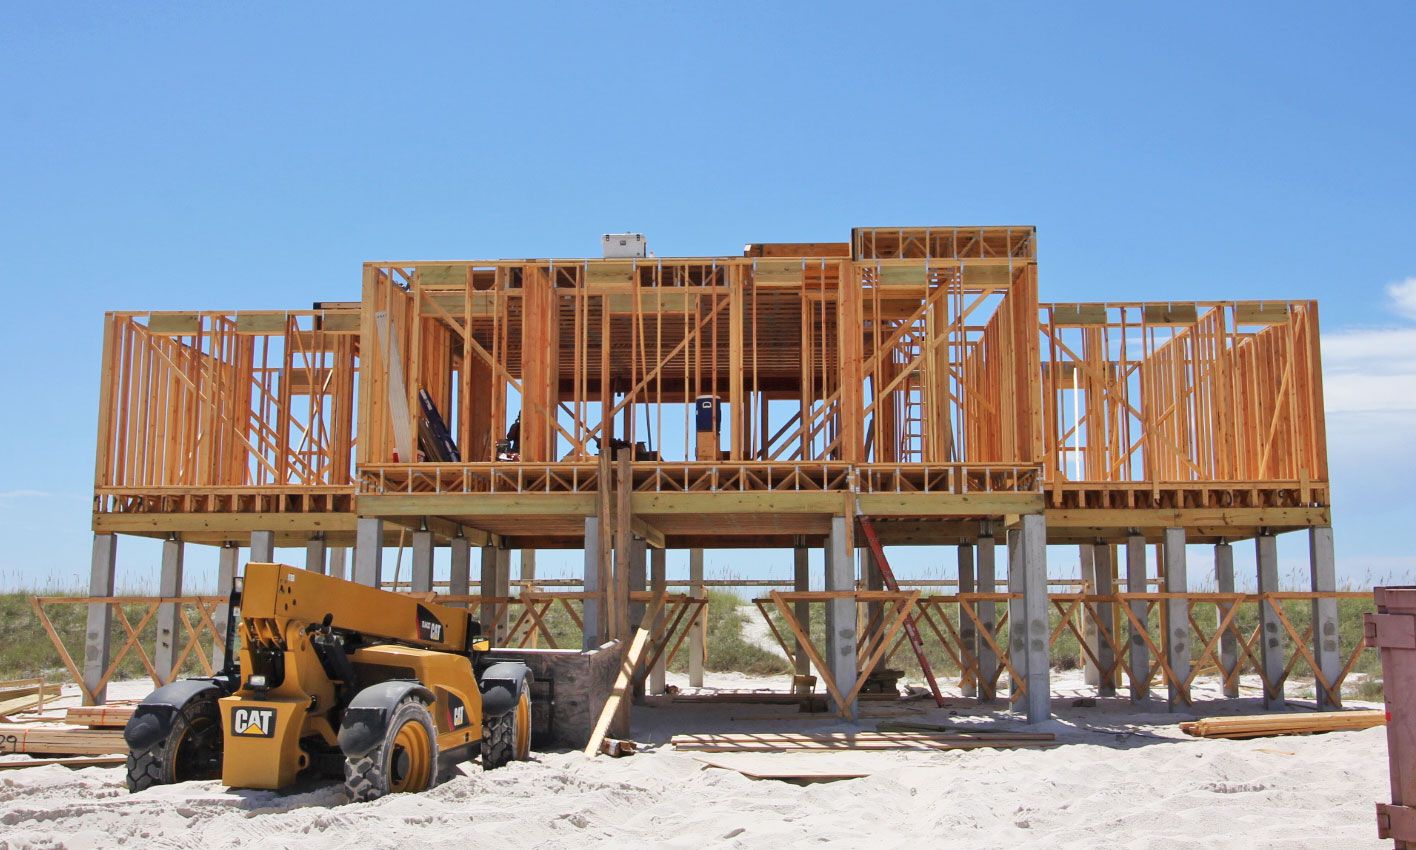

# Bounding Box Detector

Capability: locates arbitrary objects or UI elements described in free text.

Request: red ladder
[858,517,947,707]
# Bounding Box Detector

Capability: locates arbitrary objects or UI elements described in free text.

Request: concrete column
[1309,526,1341,709]
[1162,528,1190,711]
[825,516,858,720]
[1256,532,1285,709]
[305,533,328,574]
[583,518,604,650]
[862,546,883,650]
[154,537,185,682]
[328,546,348,580]
[494,548,511,644]
[1007,528,1025,704]
[480,545,499,644]
[688,548,705,686]
[249,530,275,564]
[628,538,648,627]
[212,543,239,669]
[1009,516,1050,723]
[448,536,471,607]
[410,530,434,593]
[83,533,117,705]
[793,546,811,678]
[353,518,383,587]
[629,538,649,703]
[1126,534,1150,701]
[1214,541,1239,698]
[1089,543,1117,697]
[957,543,977,697]
[649,547,667,695]
[1079,545,1099,686]
[976,533,998,702]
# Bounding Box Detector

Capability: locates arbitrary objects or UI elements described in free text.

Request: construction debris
[0,680,60,718]
[599,738,637,757]
[670,731,1055,753]
[1180,710,1386,739]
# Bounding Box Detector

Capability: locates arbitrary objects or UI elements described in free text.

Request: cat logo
[231,707,276,738]
[415,604,444,643]
[451,705,466,727]
[446,693,469,729]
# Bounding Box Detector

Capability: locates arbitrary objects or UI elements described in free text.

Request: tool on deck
[857,517,947,707]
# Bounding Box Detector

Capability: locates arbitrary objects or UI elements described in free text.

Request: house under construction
[71,225,1355,725]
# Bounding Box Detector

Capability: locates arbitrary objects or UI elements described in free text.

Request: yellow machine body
[217,562,487,790]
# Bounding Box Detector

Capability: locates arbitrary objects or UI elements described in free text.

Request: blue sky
[1,2,1413,592]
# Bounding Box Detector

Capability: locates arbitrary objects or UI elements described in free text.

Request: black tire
[125,691,223,792]
[344,697,438,802]
[482,678,531,770]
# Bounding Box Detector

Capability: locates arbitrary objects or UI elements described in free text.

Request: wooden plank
[1049,303,1108,326]
[1179,710,1384,739]
[583,595,666,758]
[235,312,288,334]
[145,313,201,335]
[63,706,136,728]
[693,753,873,781]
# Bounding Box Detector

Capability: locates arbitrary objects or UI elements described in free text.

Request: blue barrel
[694,396,721,433]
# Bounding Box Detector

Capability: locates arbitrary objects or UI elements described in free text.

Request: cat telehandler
[122,562,534,800]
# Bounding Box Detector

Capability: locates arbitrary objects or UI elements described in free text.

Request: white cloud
[1322,327,1416,414]
[1389,277,1416,321]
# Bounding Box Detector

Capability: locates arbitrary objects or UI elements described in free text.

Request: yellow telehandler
[122,562,533,800]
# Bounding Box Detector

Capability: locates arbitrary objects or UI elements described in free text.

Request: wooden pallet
[670,731,1055,753]
[1179,709,1385,739]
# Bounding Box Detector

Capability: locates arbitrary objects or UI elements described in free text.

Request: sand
[0,673,1390,849]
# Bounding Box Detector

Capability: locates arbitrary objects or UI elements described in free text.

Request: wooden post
[1163,527,1190,711]
[793,546,811,678]
[495,547,511,644]
[1214,541,1239,698]
[1309,526,1341,709]
[630,537,648,704]
[826,516,857,720]
[1126,534,1150,701]
[1257,532,1285,710]
[411,529,434,593]
[83,533,117,706]
[958,543,977,697]
[689,548,705,687]
[154,536,184,683]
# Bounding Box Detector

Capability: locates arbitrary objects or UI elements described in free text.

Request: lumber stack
[1180,710,1386,739]
[0,725,127,756]
[63,705,136,728]
[0,680,61,718]
[670,731,1055,753]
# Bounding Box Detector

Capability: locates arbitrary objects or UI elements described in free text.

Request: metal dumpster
[1368,587,1416,846]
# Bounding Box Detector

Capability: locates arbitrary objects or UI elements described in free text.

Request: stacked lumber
[670,731,1054,753]
[1180,710,1386,739]
[0,680,61,718]
[64,705,136,728]
[0,725,127,756]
